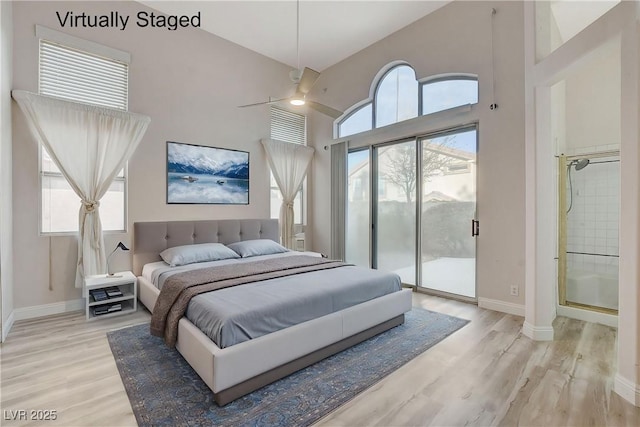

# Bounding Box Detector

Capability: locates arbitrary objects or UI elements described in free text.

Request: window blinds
[270,107,306,145]
[39,40,128,110]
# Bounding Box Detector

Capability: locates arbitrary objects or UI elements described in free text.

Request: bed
[134,219,412,405]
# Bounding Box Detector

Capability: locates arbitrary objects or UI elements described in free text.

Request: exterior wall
[11,1,291,309]
[348,155,475,204]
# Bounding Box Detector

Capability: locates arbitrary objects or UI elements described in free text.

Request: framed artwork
[166,141,249,204]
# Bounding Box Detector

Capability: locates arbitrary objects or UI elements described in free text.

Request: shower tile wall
[566,156,619,276]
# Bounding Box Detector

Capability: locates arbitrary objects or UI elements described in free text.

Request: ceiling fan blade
[306,101,343,119]
[297,67,321,95]
[238,97,288,108]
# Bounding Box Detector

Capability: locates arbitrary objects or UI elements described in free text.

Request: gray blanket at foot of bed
[186,264,402,348]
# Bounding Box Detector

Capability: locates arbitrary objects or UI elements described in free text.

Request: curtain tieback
[81,200,102,250]
[81,200,100,213]
[285,201,294,209]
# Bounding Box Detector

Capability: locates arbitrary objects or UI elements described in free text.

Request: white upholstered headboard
[132,219,279,275]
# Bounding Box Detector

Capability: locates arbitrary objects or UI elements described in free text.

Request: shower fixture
[572,158,590,171]
[566,158,589,213]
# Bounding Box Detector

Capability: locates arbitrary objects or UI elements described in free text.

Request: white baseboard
[2,310,15,341]
[556,305,618,328]
[478,297,525,317]
[614,373,640,407]
[14,299,84,321]
[522,321,554,341]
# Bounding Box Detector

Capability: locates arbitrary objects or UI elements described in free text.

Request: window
[269,107,305,224]
[270,106,307,145]
[41,151,126,233]
[336,62,478,138]
[339,103,373,138]
[39,39,128,110]
[421,78,478,116]
[445,162,471,174]
[38,30,129,234]
[375,65,418,127]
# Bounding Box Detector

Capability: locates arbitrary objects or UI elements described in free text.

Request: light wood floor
[1,293,638,426]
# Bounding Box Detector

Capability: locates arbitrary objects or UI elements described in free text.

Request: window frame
[269,106,307,226]
[373,64,419,129]
[337,100,373,138]
[36,27,130,236]
[419,74,479,117]
[38,149,128,236]
[335,61,479,139]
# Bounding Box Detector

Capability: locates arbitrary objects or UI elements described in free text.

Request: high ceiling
[141,1,450,72]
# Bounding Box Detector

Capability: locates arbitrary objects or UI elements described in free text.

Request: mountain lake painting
[166,141,249,204]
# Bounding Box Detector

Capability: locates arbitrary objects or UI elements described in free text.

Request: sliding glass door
[420,128,477,298]
[374,140,417,286]
[346,126,477,299]
[346,149,370,267]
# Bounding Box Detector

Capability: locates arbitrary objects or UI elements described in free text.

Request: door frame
[371,137,417,276]
[415,124,478,301]
[364,124,479,299]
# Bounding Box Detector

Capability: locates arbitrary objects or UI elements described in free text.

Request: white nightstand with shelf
[85,271,137,321]
[294,233,305,252]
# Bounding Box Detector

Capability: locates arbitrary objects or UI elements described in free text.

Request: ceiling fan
[238,1,343,119]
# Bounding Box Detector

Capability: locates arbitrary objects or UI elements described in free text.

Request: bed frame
[133,219,412,405]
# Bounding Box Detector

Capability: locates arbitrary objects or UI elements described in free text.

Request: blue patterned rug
[107,308,468,427]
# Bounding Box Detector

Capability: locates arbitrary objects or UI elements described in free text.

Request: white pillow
[160,243,239,267]
[227,239,289,258]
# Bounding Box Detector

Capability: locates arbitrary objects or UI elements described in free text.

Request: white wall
[1,0,14,339]
[564,41,621,153]
[549,5,620,156]
[307,0,526,306]
[11,1,292,310]
[616,1,640,406]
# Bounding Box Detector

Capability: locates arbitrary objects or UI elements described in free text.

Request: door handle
[471,219,479,237]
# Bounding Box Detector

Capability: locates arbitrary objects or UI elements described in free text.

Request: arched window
[339,103,373,138]
[375,65,418,127]
[336,62,479,138]
[421,77,478,116]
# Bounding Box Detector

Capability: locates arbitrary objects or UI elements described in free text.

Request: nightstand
[85,271,137,321]
[294,233,305,251]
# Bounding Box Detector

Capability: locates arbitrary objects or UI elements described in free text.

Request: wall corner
[522,321,554,341]
[614,373,640,407]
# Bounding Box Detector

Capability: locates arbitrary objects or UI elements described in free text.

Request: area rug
[107,308,468,427]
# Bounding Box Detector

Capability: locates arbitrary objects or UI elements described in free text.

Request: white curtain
[331,142,347,260]
[261,138,314,249]
[12,91,150,288]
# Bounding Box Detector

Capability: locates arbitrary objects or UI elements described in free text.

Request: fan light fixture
[235,0,343,118]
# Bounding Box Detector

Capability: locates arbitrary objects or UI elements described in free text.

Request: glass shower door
[561,154,620,313]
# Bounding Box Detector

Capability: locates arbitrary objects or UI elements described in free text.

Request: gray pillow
[160,243,239,267]
[227,239,289,258]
